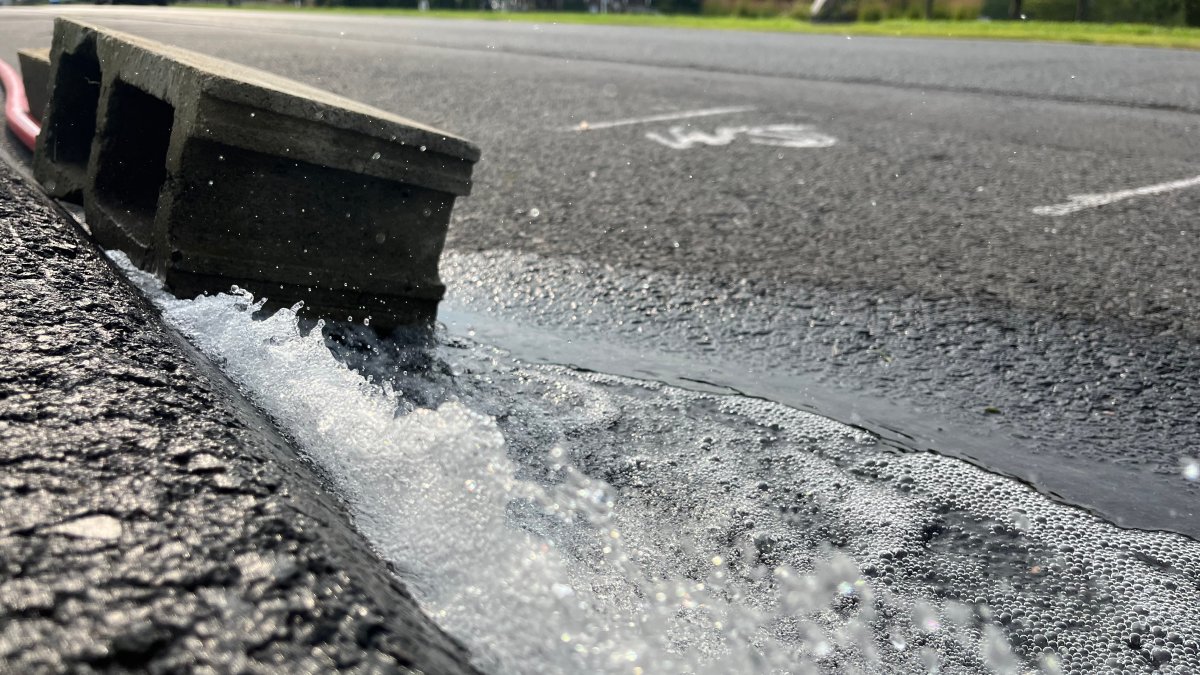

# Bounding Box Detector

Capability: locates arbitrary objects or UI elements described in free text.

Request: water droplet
[1183,458,1199,481]
[913,601,941,632]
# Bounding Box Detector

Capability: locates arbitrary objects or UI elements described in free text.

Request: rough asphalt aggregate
[0,156,478,671]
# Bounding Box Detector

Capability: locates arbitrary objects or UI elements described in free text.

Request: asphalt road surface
[1,7,1197,539]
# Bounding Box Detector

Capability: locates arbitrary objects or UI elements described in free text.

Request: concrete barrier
[34,18,480,328]
[17,48,50,124]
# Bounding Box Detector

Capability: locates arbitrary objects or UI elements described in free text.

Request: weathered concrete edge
[16,48,50,124]
[65,17,481,165]
[33,17,477,328]
[0,150,481,674]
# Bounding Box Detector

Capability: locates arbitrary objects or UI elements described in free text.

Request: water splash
[109,252,1200,674]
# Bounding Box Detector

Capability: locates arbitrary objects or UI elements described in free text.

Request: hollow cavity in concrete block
[33,18,480,329]
[37,39,100,202]
[91,81,175,263]
[17,48,51,124]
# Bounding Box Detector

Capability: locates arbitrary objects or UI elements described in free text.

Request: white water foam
[109,254,892,673]
[110,252,1200,675]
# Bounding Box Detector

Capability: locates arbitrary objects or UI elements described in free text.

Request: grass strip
[184,5,1200,50]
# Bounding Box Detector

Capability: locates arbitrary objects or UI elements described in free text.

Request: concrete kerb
[16,48,50,124]
[34,18,480,329]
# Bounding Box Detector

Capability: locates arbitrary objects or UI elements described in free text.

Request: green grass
[185,4,1200,50]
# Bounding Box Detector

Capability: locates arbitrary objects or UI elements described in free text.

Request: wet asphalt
[0,7,1197,537]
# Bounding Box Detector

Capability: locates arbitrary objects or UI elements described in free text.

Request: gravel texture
[0,157,478,674]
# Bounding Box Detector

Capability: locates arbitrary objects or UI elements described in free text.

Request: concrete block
[34,18,480,328]
[17,48,51,125]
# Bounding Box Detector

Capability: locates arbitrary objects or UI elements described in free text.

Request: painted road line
[646,123,838,150]
[1033,174,1200,216]
[569,105,756,132]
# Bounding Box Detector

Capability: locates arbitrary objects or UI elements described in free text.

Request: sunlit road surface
[2,7,1200,667]
[2,9,1200,670]
[15,3,1199,533]
[2,3,1197,543]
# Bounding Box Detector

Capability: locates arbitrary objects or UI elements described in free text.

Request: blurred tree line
[696,0,1200,23]
[314,0,1200,25]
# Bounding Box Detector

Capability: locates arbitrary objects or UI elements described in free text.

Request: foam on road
[4,10,1199,539]
[112,252,1200,674]
[439,249,1200,538]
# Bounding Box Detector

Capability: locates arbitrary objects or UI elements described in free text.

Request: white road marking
[645,126,743,150]
[645,124,838,151]
[571,106,756,132]
[745,125,839,149]
[1033,174,1200,216]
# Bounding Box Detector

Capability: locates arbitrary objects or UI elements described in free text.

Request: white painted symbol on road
[570,106,756,132]
[645,124,838,151]
[1032,174,1200,216]
[645,126,741,150]
[745,125,839,149]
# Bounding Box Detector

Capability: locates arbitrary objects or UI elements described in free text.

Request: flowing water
[110,251,1200,675]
